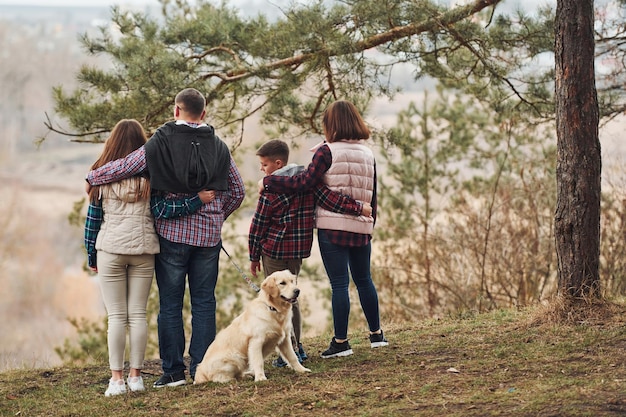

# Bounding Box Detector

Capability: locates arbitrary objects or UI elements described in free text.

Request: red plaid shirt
[262,145,376,247]
[249,184,363,261]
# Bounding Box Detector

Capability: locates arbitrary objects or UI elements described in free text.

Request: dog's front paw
[254,374,268,382]
[295,365,311,374]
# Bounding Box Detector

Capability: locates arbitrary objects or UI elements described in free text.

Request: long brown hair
[322,100,370,143]
[88,119,150,203]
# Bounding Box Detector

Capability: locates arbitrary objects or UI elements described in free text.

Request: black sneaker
[272,356,288,368]
[272,349,303,367]
[153,371,187,388]
[298,343,308,361]
[370,330,389,348]
[320,338,353,358]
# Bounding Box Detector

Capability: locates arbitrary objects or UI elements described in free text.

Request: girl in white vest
[262,100,388,358]
[84,119,159,396]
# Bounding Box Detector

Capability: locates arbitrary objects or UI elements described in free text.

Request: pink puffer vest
[315,141,375,234]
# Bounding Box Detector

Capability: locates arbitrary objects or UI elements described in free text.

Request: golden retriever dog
[194,270,311,383]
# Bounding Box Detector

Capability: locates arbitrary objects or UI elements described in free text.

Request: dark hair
[175,88,206,118]
[256,139,290,163]
[88,119,149,203]
[322,100,370,143]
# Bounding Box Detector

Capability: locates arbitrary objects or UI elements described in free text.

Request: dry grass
[529,295,625,326]
[1,302,625,417]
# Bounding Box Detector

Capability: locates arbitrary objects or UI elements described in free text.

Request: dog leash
[221,246,260,293]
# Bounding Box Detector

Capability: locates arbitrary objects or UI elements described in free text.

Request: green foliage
[46,0,625,149]
[54,317,108,364]
[48,0,572,143]
[595,0,626,118]
[67,197,85,228]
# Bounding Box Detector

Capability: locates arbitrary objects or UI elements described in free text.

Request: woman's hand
[198,190,215,204]
[361,202,372,217]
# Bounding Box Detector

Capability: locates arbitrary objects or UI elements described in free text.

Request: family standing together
[84,88,388,396]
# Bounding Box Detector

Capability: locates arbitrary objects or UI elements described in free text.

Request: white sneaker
[127,376,145,392]
[104,378,127,397]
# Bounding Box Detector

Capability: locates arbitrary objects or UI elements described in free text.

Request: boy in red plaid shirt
[248,139,371,365]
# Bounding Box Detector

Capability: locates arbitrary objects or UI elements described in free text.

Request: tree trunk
[554,0,601,298]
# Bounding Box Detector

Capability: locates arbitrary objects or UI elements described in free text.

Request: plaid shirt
[263,144,377,247]
[249,185,363,261]
[84,201,103,268]
[84,192,230,267]
[87,146,245,247]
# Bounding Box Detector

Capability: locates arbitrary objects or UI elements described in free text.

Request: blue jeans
[155,237,220,378]
[317,229,381,340]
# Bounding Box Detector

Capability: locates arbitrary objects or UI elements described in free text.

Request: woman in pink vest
[262,100,388,358]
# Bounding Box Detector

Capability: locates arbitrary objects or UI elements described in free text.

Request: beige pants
[261,256,302,348]
[97,251,154,371]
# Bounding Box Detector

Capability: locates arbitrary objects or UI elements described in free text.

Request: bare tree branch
[43,112,109,141]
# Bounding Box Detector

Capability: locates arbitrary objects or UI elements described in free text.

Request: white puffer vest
[315,141,375,235]
[95,178,160,255]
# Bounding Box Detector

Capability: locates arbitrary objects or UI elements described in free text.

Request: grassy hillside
[1,304,624,417]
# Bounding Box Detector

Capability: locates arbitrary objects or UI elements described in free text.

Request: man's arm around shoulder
[86,146,147,187]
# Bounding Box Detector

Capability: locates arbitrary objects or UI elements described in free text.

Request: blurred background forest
[0,3,117,371]
[1,0,625,371]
